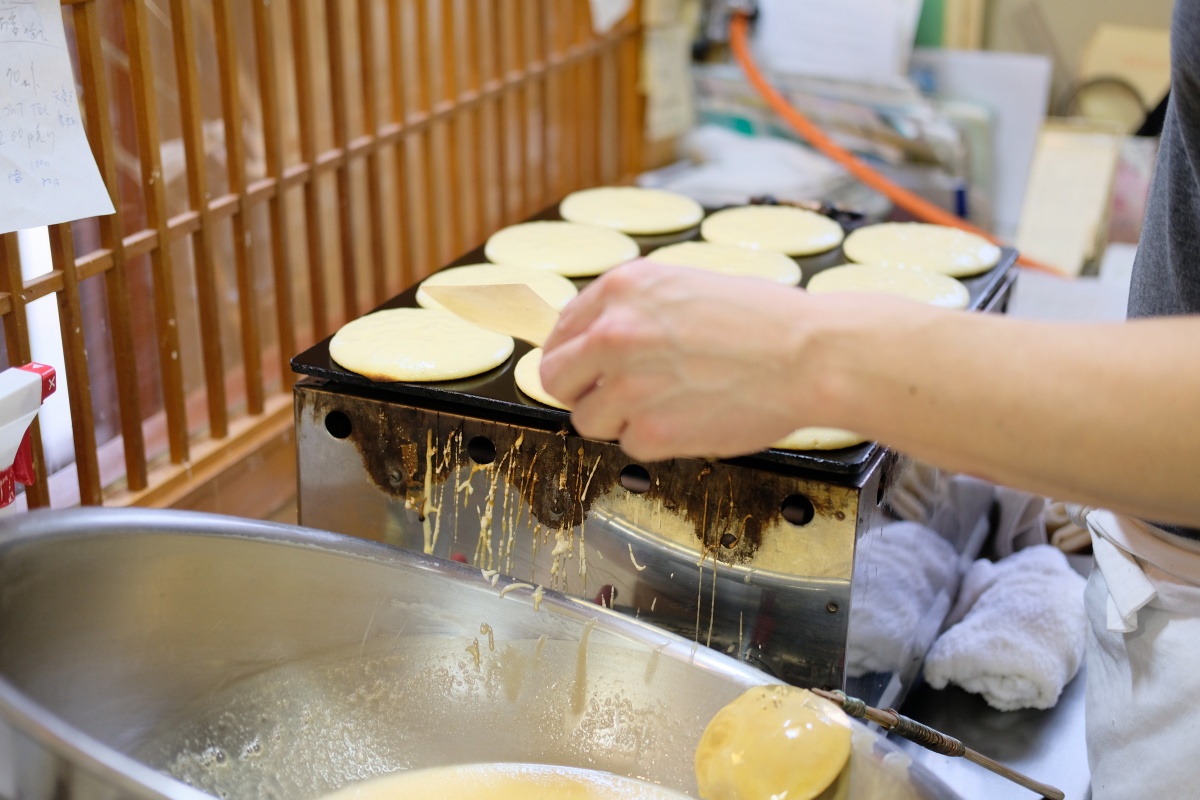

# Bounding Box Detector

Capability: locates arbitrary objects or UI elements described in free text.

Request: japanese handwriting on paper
[0,0,114,234]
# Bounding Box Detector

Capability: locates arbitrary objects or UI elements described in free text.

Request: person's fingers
[543,260,652,352]
[543,287,604,353]
[568,380,630,443]
[539,330,606,407]
[615,415,678,463]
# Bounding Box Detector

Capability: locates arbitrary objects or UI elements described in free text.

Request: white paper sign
[756,0,921,87]
[0,0,115,235]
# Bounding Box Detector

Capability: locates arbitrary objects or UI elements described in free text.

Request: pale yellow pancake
[318,763,691,800]
[700,206,844,256]
[647,241,802,285]
[329,308,513,382]
[484,221,639,277]
[559,186,704,234]
[842,222,1000,277]
[807,263,970,309]
[772,427,866,451]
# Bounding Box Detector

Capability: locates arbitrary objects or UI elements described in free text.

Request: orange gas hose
[729,13,1060,275]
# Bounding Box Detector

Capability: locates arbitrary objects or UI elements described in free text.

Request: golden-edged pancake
[514,348,569,410]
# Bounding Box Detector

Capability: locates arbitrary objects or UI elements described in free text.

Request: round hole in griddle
[781,494,815,526]
[619,464,652,494]
[324,410,352,439]
[467,436,497,465]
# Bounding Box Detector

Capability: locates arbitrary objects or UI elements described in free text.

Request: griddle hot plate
[291,205,1017,480]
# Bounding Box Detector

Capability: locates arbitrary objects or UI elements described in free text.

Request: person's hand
[539,259,820,461]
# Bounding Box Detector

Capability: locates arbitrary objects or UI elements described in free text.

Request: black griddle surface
[292,205,1017,478]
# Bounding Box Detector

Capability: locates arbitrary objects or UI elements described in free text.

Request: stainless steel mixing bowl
[0,508,961,799]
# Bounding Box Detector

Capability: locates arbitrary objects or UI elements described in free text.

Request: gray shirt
[1128,0,1200,318]
[1126,0,1200,535]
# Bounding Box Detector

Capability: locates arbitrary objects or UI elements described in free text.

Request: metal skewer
[811,689,1066,800]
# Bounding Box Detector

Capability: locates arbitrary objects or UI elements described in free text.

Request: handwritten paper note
[1,0,114,234]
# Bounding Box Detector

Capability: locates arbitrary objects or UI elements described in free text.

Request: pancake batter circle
[842,222,1001,277]
[772,427,866,451]
[559,186,704,234]
[329,308,513,382]
[484,221,639,277]
[647,241,802,285]
[514,348,569,410]
[806,263,970,309]
[700,205,844,256]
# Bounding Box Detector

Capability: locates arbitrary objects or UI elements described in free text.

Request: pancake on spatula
[416,263,578,312]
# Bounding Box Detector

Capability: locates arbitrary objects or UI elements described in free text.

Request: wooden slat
[122,0,189,463]
[405,0,437,277]
[618,20,643,180]
[454,0,483,249]
[501,0,530,220]
[478,0,504,232]
[213,0,265,414]
[71,0,148,490]
[0,234,50,508]
[290,0,329,341]
[577,8,599,189]
[385,0,414,294]
[357,0,389,303]
[46,224,102,505]
[431,0,460,264]
[168,0,229,439]
[323,0,360,325]
[522,0,547,214]
[251,0,297,388]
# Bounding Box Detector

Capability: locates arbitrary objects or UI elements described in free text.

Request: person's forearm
[804,296,1200,527]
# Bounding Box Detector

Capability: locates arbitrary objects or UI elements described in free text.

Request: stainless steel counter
[895,650,1091,799]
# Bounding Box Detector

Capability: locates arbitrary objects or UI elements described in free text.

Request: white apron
[1084,508,1200,799]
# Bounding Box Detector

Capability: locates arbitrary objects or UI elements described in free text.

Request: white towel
[846,521,960,677]
[923,544,1087,711]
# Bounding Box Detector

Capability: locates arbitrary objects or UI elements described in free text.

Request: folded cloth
[923,544,1087,711]
[1046,501,1092,553]
[846,521,959,677]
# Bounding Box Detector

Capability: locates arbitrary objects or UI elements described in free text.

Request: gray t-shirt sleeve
[1127,0,1200,318]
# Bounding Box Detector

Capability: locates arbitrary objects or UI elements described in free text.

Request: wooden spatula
[422,283,560,347]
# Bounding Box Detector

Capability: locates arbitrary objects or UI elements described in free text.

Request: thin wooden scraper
[422,283,560,347]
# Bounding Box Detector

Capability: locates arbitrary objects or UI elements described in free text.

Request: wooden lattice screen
[0,0,643,510]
